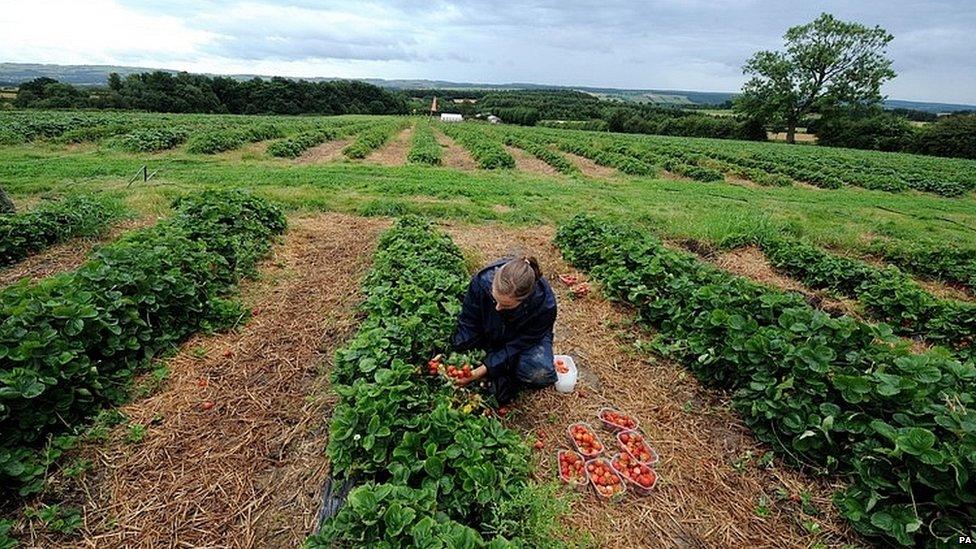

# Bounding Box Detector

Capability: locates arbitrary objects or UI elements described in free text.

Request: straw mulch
[445,222,860,548]
[433,131,478,171]
[28,213,386,548]
[365,126,413,166]
[0,216,157,287]
[296,139,352,164]
[505,145,559,177]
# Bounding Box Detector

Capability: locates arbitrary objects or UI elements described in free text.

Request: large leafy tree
[736,13,896,143]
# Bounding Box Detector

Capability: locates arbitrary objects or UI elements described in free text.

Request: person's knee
[517,348,556,387]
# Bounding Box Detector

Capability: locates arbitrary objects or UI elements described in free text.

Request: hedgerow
[407,122,443,165]
[0,194,125,267]
[0,190,285,495]
[503,134,578,175]
[760,237,975,359]
[555,215,976,546]
[440,124,515,169]
[185,123,283,154]
[311,216,563,547]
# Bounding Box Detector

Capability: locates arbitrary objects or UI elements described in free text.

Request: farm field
[1,110,975,547]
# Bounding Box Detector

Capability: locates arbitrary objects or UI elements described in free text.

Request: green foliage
[555,215,976,546]
[0,190,285,496]
[185,124,283,154]
[0,519,15,549]
[440,124,515,169]
[24,504,83,535]
[537,119,609,131]
[502,134,578,175]
[814,111,917,152]
[12,72,409,115]
[557,138,655,176]
[104,127,189,152]
[761,237,976,358]
[913,115,976,160]
[0,193,125,266]
[737,13,896,143]
[319,216,554,544]
[867,240,976,291]
[343,121,408,159]
[308,483,514,548]
[407,122,443,166]
[266,128,338,158]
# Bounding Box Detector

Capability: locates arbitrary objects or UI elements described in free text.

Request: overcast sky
[2,0,974,104]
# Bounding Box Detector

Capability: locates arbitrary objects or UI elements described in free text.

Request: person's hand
[457,365,488,387]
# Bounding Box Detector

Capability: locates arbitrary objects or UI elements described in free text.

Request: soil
[365,126,413,166]
[296,139,352,164]
[0,217,158,287]
[444,222,857,548]
[505,145,559,177]
[26,214,387,548]
[433,130,477,170]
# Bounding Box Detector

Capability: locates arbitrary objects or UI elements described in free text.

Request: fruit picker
[449,255,558,405]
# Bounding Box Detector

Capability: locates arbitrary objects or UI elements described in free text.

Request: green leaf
[894,427,936,456]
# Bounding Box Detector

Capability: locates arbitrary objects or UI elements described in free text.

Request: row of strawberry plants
[866,240,976,292]
[267,127,343,158]
[0,190,286,495]
[343,120,410,159]
[407,121,443,165]
[185,123,284,154]
[555,215,975,546]
[602,141,723,182]
[555,138,655,176]
[760,237,975,360]
[502,133,578,175]
[104,127,190,153]
[312,217,556,547]
[1,194,125,267]
[439,124,515,169]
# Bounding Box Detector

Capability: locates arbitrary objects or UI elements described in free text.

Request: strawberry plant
[440,124,515,169]
[760,236,975,359]
[867,240,976,291]
[319,216,564,545]
[343,120,409,159]
[502,133,578,175]
[0,190,285,496]
[0,193,126,266]
[407,122,443,166]
[185,123,283,154]
[556,215,976,546]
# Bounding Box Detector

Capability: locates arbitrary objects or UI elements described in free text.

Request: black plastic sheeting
[314,475,357,533]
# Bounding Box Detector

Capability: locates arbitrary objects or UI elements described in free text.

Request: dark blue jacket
[452,259,557,378]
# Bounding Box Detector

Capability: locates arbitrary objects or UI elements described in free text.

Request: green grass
[1,113,975,257]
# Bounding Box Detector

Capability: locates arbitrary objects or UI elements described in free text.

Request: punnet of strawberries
[585,458,624,497]
[618,430,657,464]
[600,408,637,430]
[611,452,657,489]
[557,450,585,484]
[569,423,603,457]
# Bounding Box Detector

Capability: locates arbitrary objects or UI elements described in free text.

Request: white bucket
[553,355,578,393]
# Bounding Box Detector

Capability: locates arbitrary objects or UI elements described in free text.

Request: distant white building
[440,113,463,122]
[487,115,502,124]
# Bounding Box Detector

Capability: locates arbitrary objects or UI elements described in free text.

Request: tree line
[12,71,408,115]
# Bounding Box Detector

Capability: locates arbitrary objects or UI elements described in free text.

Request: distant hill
[2,62,973,113]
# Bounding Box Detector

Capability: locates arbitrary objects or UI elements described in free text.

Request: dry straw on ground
[446,222,858,548]
[28,214,387,548]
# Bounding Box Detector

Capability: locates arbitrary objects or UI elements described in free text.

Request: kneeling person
[451,255,557,404]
